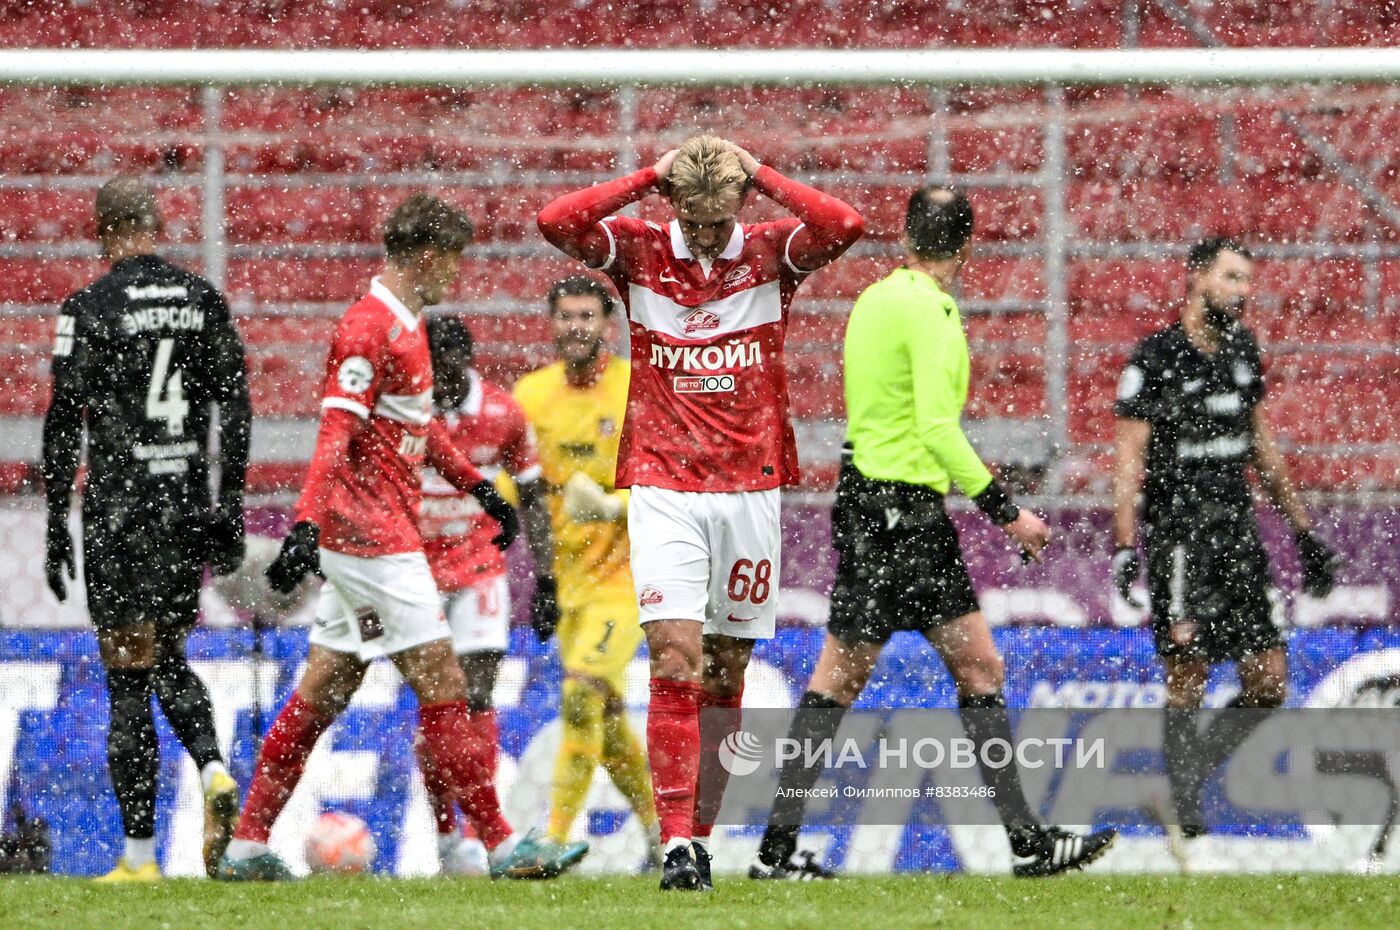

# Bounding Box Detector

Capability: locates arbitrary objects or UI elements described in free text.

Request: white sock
[664,836,691,855]
[488,831,523,864]
[200,760,230,794]
[124,836,156,869]
[225,838,270,861]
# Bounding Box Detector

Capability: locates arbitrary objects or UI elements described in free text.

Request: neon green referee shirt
[843,266,994,497]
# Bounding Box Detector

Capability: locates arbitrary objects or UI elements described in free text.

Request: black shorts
[1146,507,1281,662]
[826,464,980,645]
[82,502,206,633]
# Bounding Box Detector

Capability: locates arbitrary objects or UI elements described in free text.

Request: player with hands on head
[514,275,662,868]
[751,185,1115,882]
[412,313,558,874]
[1112,237,1341,839]
[42,175,251,881]
[540,135,864,890]
[219,194,585,882]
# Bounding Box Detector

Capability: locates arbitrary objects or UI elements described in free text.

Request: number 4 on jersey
[146,337,189,437]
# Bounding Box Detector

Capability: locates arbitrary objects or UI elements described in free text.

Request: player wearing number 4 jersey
[539,135,863,891]
[42,176,251,881]
[216,195,586,882]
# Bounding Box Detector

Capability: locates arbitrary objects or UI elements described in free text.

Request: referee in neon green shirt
[749,186,1116,881]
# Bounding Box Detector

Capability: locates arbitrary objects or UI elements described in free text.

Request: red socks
[417,701,513,850]
[693,686,744,841]
[234,692,332,844]
[647,677,701,844]
[415,709,498,838]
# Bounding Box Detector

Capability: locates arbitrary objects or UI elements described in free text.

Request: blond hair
[666,135,748,216]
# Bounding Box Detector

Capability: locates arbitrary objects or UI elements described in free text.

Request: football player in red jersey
[539,135,863,889]
[415,314,560,873]
[216,195,586,881]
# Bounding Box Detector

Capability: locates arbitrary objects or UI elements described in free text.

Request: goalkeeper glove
[530,576,560,642]
[563,473,624,522]
[266,521,320,595]
[1112,546,1144,609]
[472,481,520,550]
[1295,531,1340,598]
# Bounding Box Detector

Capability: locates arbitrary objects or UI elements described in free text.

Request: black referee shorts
[82,501,206,634]
[1146,507,1281,663]
[826,463,981,645]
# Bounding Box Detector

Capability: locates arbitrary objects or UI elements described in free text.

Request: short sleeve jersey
[513,357,633,608]
[314,278,435,557]
[421,372,541,592]
[594,216,824,492]
[1115,321,1266,528]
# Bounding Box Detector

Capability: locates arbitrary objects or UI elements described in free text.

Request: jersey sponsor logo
[649,340,763,372]
[1177,433,1250,461]
[682,307,720,335]
[338,356,375,394]
[726,613,755,623]
[120,305,205,335]
[1117,365,1143,401]
[723,263,753,287]
[561,441,597,458]
[124,284,188,301]
[53,314,76,357]
[1204,392,1243,415]
[674,374,736,394]
[659,269,681,285]
[639,585,664,606]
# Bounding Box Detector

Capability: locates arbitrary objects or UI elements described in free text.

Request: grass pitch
[4,874,1398,930]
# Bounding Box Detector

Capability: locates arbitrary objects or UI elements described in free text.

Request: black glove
[45,514,76,603]
[471,481,519,551]
[1295,531,1340,598]
[205,501,246,577]
[1112,545,1144,609]
[530,575,561,642]
[266,521,320,594]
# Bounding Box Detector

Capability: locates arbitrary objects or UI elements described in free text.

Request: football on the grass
[305,811,376,874]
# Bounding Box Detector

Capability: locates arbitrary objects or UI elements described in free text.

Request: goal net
[0,52,1397,876]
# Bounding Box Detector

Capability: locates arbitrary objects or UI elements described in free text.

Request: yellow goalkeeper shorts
[556,596,644,698]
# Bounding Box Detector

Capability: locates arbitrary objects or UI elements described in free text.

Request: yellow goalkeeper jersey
[513,356,633,609]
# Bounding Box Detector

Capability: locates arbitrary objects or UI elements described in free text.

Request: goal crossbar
[1,47,1398,87]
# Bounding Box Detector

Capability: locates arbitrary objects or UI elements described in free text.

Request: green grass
[4,874,1399,930]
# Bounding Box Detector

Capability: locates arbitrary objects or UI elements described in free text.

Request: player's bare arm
[1113,417,1151,548]
[1111,416,1151,606]
[1249,406,1310,532]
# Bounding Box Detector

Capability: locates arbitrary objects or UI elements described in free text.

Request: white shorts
[308,549,450,661]
[443,574,511,655]
[628,485,781,640]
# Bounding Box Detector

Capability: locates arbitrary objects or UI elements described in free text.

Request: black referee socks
[958,692,1042,840]
[105,668,159,840]
[758,691,848,866]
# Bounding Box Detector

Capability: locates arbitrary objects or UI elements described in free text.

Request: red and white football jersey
[421,372,541,592]
[300,278,435,557]
[599,217,816,492]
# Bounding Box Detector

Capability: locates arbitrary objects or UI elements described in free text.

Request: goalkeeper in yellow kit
[513,276,661,867]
